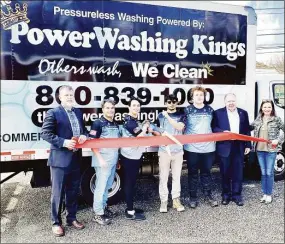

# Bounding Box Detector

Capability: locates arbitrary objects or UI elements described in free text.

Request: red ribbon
[74,132,270,149]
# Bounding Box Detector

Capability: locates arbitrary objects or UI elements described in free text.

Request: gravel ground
[1,171,284,243]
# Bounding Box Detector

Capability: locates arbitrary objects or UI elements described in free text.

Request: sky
[214,1,284,64]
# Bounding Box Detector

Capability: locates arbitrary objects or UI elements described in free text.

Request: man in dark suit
[212,93,251,206]
[41,85,88,237]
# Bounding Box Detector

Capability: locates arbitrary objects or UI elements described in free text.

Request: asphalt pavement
[1,171,284,243]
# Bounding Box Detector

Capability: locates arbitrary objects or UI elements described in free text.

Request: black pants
[219,142,244,200]
[120,155,142,211]
[185,151,215,200]
[50,153,80,226]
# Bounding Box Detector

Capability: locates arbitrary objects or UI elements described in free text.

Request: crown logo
[1,2,30,30]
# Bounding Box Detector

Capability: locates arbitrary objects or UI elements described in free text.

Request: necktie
[67,109,80,137]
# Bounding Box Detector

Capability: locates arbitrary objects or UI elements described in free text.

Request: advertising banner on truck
[1,0,248,151]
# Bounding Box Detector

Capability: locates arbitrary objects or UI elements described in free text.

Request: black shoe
[133,213,146,221]
[204,194,218,207]
[125,209,146,221]
[189,200,198,209]
[221,197,230,205]
[125,209,135,220]
[232,198,244,206]
[104,206,118,219]
[134,208,144,214]
[92,214,111,225]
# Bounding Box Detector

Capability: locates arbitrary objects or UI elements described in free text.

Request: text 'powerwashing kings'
[10,22,245,61]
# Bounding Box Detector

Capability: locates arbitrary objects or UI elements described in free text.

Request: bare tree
[268,55,284,74]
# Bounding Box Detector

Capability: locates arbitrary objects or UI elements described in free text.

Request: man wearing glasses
[154,94,185,213]
[89,98,120,225]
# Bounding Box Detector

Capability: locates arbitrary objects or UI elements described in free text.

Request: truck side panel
[1,0,254,161]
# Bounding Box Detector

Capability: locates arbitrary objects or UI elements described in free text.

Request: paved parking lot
[1,171,284,243]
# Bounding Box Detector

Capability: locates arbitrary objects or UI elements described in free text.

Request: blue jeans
[93,164,117,215]
[256,151,277,195]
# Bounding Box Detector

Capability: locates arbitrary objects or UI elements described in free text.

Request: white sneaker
[260,195,267,203]
[265,195,272,204]
[173,198,185,212]
[160,201,168,213]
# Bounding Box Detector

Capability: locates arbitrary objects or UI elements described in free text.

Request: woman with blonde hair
[250,99,284,204]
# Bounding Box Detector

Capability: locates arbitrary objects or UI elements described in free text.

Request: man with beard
[90,98,120,225]
[41,85,88,237]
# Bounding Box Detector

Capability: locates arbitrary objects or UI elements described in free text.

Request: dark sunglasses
[167,100,178,104]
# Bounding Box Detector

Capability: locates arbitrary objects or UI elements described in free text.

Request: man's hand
[162,110,168,117]
[148,126,154,133]
[99,157,108,168]
[92,148,108,168]
[244,148,251,155]
[165,146,171,156]
[142,123,149,133]
[65,139,76,150]
[142,120,150,125]
[78,135,87,144]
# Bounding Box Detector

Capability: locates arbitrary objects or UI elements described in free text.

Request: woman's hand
[271,139,279,146]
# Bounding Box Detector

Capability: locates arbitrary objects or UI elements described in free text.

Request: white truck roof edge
[244,6,257,25]
[125,1,251,14]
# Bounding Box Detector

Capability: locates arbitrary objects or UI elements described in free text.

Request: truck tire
[274,151,285,181]
[243,152,261,180]
[80,167,123,207]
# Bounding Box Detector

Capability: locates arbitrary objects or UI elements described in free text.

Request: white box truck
[1,0,283,205]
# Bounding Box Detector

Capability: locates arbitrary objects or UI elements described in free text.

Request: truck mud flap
[30,166,51,188]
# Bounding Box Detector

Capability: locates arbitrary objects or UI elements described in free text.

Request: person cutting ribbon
[163,86,219,209]
[151,94,186,213]
[89,98,120,226]
[41,85,88,237]
[212,93,251,206]
[119,97,152,221]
